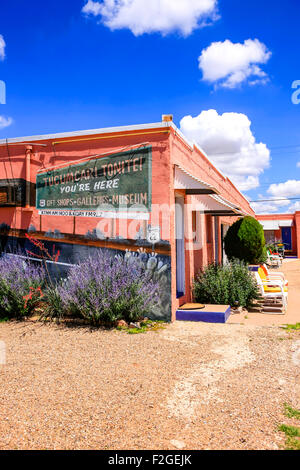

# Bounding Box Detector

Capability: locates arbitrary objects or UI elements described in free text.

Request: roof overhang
[174,165,218,195]
[205,194,248,216]
[174,166,247,216]
[278,219,293,227]
[260,219,293,230]
[204,211,238,216]
[0,121,172,146]
[210,194,245,216]
[191,194,241,216]
[260,220,280,230]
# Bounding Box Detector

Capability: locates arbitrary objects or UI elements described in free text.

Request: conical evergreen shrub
[224,216,266,264]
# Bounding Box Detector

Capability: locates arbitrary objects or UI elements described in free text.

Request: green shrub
[266,242,276,253]
[224,216,266,264]
[41,284,66,321]
[193,260,260,308]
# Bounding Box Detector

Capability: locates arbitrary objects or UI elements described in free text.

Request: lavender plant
[53,251,160,325]
[0,254,45,319]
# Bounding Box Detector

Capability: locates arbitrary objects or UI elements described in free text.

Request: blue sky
[0,0,300,213]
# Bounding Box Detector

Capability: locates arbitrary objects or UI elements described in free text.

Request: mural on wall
[122,249,171,321]
[0,229,172,322]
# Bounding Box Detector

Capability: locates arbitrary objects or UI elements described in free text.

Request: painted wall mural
[122,249,171,321]
[0,229,171,322]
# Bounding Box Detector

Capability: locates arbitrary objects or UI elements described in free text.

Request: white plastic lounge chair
[254,272,288,311]
[263,264,285,279]
[266,251,282,268]
[259,265,288,287]
[268,249,283,261]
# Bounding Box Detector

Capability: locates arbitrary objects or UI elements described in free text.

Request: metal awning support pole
[214,216,219,264]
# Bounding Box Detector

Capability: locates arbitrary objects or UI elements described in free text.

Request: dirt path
[0,318,299,450]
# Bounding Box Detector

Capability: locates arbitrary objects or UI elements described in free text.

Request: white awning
[212,194,247,216]
[260,220,280,230]
[174,165,248,216]
[174,165,217,193]
[260,219,294,230]
[191,194,238,214]
[278,219,293,227]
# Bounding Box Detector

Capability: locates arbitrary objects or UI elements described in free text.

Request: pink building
[256,213,300,257]
[0,116,254,321]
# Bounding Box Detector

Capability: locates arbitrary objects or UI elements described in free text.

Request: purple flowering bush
[0,254,45,319]
[52,251,160,325]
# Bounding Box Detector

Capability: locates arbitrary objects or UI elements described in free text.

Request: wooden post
[25,146,32,208]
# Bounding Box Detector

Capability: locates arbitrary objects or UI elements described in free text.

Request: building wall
[168,129,255,317]
[0,128,174,321]
[256,213,298,256]
[0,123,254,322]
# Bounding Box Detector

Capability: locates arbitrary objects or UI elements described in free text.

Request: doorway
[221,223,230,264]
[281,226,292,250]
[175,196,185,298]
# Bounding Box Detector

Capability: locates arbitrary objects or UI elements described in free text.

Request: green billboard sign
[36,147,152,218]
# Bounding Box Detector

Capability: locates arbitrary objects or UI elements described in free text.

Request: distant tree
[224,216,266,264]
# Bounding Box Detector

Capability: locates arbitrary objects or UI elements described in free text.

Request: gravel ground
[0,318,299,450]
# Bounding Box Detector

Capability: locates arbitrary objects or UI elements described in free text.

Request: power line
[250,197,300,203]
[203,144,300,157]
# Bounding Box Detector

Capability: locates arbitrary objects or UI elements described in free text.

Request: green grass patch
[117,320,166,335]
[127,327,148,335]
[285,437,300,450]
[284,403,300,420]
[278,424,300,450]
[278,424,300,437]
[282,323,300,331]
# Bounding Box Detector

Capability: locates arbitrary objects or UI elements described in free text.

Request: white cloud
[198,39,271,88]
[251,181,300,214]
[0,35,5,60]
[251,201,282,214]
[267,180,300,198]
[180,109,270,191]
[82,0,102,16]
[82,0,218,36]
[0,116,12,129]
[297,161,300,168]
[250,197,291,215]
[287,201,300,213]
[272,198,291,207]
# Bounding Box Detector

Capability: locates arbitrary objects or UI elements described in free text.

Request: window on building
[0,180,35,207]
[0,189,8,204]
[0,184,18,206]
[264,230,276,244]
